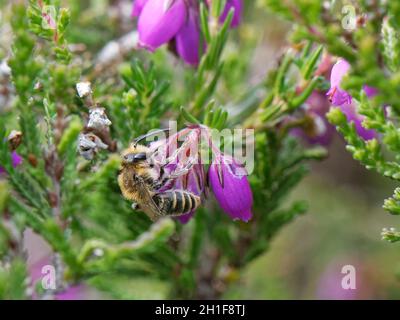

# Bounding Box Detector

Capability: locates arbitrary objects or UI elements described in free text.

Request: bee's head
[122,152,146,164]
[121,144,150,166]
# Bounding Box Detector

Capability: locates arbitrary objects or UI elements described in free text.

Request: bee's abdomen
[154,190,201,216]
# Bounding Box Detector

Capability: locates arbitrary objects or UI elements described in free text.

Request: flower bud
[208,155,253,222]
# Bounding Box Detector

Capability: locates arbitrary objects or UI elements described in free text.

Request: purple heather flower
[327,59,378,106]
[131,0,148,17]
[363,85,378,98]
[175,164,205,223]
[209,155,253,222]
[137,0,187,52]
[327,59,379,140]
[291,91,334,146]
[219,0,242,28]
[175,7,201,66]
[133,0,242,65]
[0,151,22,174]
[327,59,352,106]
[145,125,253,223]
[339,103,377,141]
[149,127,206,223]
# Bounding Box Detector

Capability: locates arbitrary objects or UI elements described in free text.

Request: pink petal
[175,8,202,66]
[131,0,149,17]
[138,0,187,51]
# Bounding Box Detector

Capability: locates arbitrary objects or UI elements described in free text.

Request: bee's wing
[134,175,163,217]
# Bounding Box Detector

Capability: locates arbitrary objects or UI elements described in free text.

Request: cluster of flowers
[147,124,252,223]
[130,1,377,146]
[294,57,378,145]
[132,0,242,65]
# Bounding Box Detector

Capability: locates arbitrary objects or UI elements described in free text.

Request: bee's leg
[154,164,183,190]
[152,167,174,190]
[154,177,175,190]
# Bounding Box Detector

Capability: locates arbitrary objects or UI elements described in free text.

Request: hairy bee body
[154,190,201,216]
[118,143,201,220]
[117,162,158,201]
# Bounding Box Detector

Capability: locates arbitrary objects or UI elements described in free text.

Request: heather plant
[260,0,400,243]
[0,0,337,300]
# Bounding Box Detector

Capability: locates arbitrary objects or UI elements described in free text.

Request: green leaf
[301,45,323,80]
[180,106,201,125]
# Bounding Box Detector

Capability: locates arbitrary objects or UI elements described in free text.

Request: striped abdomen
[154,190,201,216]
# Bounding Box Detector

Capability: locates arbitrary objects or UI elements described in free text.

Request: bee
[118,131,201,221]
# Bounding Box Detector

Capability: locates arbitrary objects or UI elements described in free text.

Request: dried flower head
[78,133,108,160]
[7,130,23,151]
[76,81,92,98]
[87,107,112,131]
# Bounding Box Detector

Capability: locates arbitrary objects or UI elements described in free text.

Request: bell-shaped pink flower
[327,59,379,140]
[327,59,352,106]
[175,7,201,66]
[138,0,187,51]
[138,125,253,223]
[133,0,243,65]
[327,59,378,106]
[208,154,253,222]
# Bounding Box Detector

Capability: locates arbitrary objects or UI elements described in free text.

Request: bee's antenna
[132,128,171,147]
